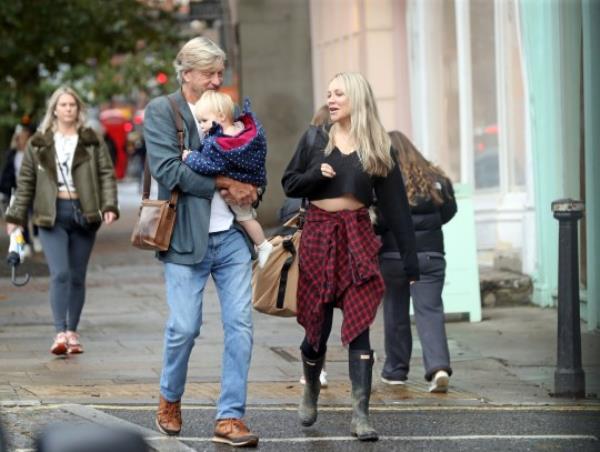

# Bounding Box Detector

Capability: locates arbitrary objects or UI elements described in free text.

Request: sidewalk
[1,183,598,409]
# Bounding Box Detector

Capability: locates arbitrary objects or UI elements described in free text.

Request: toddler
[183,90,272,267]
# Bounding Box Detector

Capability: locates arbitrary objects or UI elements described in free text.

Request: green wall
[520,0,598,330]
[582,0,600,330]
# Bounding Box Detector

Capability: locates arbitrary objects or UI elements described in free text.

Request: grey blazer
[144,90,216,265]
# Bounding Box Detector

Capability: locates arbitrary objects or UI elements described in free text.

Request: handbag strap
[141,94,184,208]
[277,237,297,309]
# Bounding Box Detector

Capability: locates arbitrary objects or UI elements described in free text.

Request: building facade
[308,0,598,329]
[231,0,598,329]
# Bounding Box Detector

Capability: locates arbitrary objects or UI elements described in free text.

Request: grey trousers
[380,251,452,381]
[38,199,97,333]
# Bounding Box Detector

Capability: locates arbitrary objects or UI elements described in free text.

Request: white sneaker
[319,370,328,387]
[257,241,273,268]
[300,370,328,388]
[429,370,449,393]
[381,376,406,385]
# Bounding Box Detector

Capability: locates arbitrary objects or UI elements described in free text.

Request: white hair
[173,37,226,85]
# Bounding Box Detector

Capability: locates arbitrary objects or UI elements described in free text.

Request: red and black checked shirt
[297,205,385,350]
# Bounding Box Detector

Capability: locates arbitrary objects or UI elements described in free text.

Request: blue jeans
[159,228,253,419]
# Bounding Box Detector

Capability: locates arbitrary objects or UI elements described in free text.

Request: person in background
[282,72,418,441]
[0,123,40,255]
[4,86,119,355]
[379,130,457,393]
[182,90,272,268]
[144,37,259,447]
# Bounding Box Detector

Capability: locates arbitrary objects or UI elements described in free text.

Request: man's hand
[215,176,257,206]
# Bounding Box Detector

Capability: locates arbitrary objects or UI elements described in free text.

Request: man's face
[184,61,225,98]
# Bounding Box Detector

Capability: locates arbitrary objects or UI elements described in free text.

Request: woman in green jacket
[5,86,119,355]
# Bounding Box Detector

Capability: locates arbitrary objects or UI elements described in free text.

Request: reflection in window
[471,0,500,190]
[436,0,461,183]
[505,0,527,189]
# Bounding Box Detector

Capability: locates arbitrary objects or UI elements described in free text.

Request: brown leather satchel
[131,96,183,251]
[251,209,305,317]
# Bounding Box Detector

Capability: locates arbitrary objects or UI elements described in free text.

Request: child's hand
[182,149,191,161]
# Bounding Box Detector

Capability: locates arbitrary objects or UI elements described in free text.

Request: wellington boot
[349,350,378,441]
[298,353,325,426]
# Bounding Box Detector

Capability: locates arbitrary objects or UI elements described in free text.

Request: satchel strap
[277,238,297,309]
[141,94,184,208]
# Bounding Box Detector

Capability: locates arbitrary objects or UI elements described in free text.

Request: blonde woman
[282,72,418,441]
[5,86,119,355]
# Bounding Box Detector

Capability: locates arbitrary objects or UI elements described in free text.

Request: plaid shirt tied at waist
[297,205,385,350]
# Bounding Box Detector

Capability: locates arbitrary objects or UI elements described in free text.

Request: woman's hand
[5,223,19,235]
[321,163,336,178]
[103,212,117,225]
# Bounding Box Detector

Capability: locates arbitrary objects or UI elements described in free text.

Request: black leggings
[300,302,371,360]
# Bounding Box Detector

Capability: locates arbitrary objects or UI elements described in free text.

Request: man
[144,37,259,447]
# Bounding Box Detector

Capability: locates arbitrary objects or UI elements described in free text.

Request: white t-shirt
[54,132,78,193]
[188,102,233,232]
[13,152,24,181]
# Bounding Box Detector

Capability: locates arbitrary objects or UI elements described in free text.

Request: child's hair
[194,90,235,123]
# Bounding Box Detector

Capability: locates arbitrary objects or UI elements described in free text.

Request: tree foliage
[0,0,181,129]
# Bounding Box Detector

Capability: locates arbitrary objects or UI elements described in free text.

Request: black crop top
[281,126,420,280]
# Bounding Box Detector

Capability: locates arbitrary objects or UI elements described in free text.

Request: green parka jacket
[4,127,119,228]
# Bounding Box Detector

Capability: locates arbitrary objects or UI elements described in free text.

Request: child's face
[196,104,222,134]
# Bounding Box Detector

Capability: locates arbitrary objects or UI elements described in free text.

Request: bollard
[552,198,585,398]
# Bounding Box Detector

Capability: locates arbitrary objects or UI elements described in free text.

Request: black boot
[298,353,325,426]
[348,350,378,441]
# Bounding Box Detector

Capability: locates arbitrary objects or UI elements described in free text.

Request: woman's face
[327,78,351,124]
[54,93,78,127]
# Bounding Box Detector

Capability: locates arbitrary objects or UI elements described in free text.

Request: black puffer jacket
[379,177,457,256]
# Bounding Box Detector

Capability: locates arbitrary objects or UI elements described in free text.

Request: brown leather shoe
[212,418,259,447]
[155,395,181,436]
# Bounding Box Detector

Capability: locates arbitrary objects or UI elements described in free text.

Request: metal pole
[552,198,585,398]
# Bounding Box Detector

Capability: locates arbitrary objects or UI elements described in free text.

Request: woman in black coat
[379,130,457,393]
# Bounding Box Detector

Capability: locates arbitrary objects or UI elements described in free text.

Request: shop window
[471,0,500,190]
[504,0,527,189]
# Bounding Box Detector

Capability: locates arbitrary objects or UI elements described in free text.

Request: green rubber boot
[298,353,325,426]
[349,350,379,441]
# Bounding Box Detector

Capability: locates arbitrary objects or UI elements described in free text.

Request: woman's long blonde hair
[324,72,393,177]
[39,86,87,134]
[389,130,449,206]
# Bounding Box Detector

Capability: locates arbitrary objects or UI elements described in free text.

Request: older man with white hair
[144,36,259,447]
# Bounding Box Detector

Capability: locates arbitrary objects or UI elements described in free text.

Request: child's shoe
[257,240,273,268]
